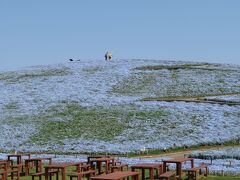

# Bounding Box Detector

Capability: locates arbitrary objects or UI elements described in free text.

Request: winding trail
[136,145,240,159]
[142,93,240,106]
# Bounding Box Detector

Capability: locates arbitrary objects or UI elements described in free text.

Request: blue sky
[0,1,240,71]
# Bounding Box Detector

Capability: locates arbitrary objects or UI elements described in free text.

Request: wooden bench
[31,170,59,180]
[186,164,209,180]
[68,170,96,180]
[0,171,7,180]
[7,169,20,180]
[159,171,176,180]
[10,164,25,176]
[111,164,128,172]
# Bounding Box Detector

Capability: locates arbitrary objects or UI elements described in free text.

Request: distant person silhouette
[105,52,112,61]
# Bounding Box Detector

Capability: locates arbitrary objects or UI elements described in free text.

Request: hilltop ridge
[0,59,239,154]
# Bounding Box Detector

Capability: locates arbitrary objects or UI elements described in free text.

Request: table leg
[106,161,109,174]
[45,168,49,180]
[77,164,81,173]
[191,160,194,168]
[25,162,29,176]
[178,163,182,180]
[36,161,39,173]
[97,162,101,174]
[141,169,145,180]
[62,168,66,180]
[17,157,20,165]
[206,166,209,177]
[39,161,43,173]
[163,162,166,173]
[135,173,140,180]
[149,169,154,180]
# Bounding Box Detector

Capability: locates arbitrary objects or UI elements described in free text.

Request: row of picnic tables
[0,154,207,180]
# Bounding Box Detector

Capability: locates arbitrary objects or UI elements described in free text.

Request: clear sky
[0,1,240,71]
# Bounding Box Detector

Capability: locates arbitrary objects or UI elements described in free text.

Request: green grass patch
[134,63,211,71]
[111,72,157,95]
[111,65,240,98]
[0,67,71,83]
[29,104,126,143]
[134,63,237,72]
[26,102,169,146]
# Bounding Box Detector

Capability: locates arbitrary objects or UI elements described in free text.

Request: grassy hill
[0,59,239,154]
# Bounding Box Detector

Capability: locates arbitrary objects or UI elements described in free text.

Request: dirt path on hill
[142,93,240,106]
[137,145,240,159]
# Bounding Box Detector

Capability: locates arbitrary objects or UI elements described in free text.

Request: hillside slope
[0,59,239,153]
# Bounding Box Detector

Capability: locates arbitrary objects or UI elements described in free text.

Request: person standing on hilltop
[105,52,112,60]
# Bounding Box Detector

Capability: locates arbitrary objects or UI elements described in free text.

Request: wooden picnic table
[7,154,31,165]
[25,157,52,176]
[7,154,31,175]
[0,160,21,180]
[91,171,140,180]
[44,162,84,180]
[89,157,114,174]
[162,157,194,180]
[131,163,163,180]
[0,161,8,180]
